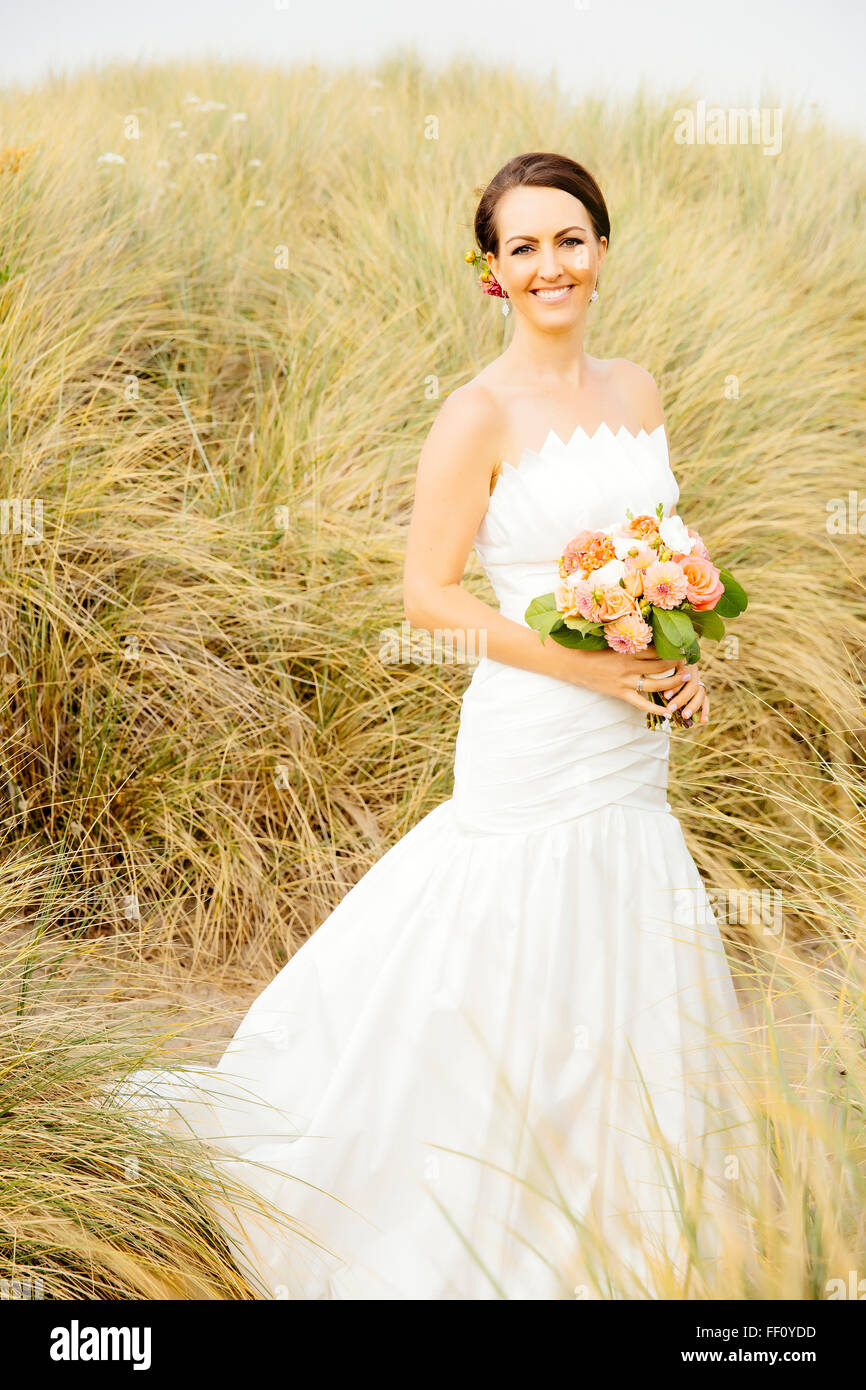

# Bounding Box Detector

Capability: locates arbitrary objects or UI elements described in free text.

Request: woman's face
[486,184,607,323]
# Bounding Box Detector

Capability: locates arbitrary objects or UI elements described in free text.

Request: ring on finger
[683,681,706,711]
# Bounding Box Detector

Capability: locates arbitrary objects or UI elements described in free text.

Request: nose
[538,246,564,280]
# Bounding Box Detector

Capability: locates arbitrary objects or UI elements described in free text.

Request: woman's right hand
[566,645,688,719]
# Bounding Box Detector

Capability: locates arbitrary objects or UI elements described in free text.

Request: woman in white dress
[112,152,757,1300]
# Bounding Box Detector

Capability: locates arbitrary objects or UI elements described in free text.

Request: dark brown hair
[473,152,611,258]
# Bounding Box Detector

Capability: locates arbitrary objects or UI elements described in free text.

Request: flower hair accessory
[464,248,511,316]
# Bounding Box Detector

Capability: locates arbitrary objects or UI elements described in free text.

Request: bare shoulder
[438,377,501,433]
[419,378,503,477]
[606,357,665,430]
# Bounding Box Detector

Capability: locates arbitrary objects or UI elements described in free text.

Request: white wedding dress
[110,422,757,1299]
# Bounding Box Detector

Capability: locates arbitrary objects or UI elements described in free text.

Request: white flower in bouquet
[658,514,695,556]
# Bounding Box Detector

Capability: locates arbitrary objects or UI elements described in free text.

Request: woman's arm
[402,385,683,717]
[402,385,588,686]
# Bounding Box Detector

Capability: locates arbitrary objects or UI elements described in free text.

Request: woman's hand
[569,645,688,719]
[660,663,710,725]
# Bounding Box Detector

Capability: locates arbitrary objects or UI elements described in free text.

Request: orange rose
[622,567,643,598]
[622,546,656,597]
[596,585,636,623]
[680,555,724,611]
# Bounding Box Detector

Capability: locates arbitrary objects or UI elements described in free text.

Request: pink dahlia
[604,610,653,654]
[642,559,689,609]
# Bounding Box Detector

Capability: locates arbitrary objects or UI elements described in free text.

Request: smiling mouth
[530,285,574,303]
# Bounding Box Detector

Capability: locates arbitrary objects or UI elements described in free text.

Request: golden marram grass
[0,54,864,1298]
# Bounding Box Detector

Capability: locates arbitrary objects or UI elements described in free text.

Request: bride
[112,151,757,1300]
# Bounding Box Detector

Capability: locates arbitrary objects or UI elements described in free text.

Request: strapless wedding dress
[110,422,757,1299]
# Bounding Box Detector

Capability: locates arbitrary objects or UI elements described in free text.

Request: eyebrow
[505,225,588,246]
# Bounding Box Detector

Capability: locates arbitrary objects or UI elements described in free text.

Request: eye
[510,237,585,255]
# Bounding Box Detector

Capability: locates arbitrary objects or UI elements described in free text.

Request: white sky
[1,0,864,138]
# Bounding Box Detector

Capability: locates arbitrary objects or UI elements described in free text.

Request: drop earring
[590,286,599,303]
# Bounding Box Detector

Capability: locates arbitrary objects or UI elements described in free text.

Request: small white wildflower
[193,152,217,164]
[168,120,184,129]
[183,93,201,105]
[248,158,262,167]
[97,152,126,164]
[231,112,247,122]
[252,199,265,207]
[199,100,227,112]
[155,159,169,168]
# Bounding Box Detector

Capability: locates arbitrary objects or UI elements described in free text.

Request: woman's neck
[500,318,591,386]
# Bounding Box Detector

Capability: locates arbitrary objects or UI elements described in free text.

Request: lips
[531,285,574,303]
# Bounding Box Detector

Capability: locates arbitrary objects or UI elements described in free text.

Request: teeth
[534,287,571,299]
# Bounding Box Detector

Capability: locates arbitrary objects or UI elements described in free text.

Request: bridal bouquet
[525,502,747,729]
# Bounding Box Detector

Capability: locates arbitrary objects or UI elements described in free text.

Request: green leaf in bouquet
[649,617,683,661]
[683,637,701,664]
[651,606,698,660]
[524,592,564,641]
[686,606,726,642]
[551,626,609,650]
[715,568,748,616]
[715,592,738,618]
[561,615,605,636]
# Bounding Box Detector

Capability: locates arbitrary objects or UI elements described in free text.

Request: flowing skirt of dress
[107,657,759,1300]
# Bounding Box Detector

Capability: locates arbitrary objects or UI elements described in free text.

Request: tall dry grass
[0,833,302,1298]
[0,55,864,1297]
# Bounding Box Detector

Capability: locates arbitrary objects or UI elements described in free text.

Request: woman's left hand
[662,663,709,725]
